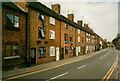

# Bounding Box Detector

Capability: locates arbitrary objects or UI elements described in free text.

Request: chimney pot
[52,4,61,14]
[77,20,83,26]
[68,14,74,22]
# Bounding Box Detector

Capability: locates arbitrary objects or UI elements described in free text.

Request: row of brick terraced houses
[2,2,107,70]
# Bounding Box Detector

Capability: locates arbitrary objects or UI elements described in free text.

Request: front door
[31,48,36,64]
[61,48,64,59]
[76,47,78,56]
[56,47,59,61]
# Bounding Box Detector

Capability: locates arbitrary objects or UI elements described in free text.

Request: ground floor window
[50,46,55,56]
[5,42,19,57]
[39,47,46,58]
[65,46,68,54]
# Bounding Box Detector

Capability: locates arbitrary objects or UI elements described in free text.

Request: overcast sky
[39,0,118,42]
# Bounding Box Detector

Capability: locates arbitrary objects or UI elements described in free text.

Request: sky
[39,0,119,42]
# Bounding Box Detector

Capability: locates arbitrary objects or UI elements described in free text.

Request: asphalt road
[5,47,118,81]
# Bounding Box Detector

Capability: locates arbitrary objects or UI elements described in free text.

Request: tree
[112,33,120,46]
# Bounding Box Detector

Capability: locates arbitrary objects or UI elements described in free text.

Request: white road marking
[46,72,68,81]
[100,48,111,59]
[100,57,103,59]
[78,65,86,69]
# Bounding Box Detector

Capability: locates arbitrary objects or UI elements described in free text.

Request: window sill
[4,56,20,60]
[38,37,45,39]
[50,56,55,57]
[39,56,46,58]
[50,38,55,40]
[50,23,55,26]
[5,26,20,31]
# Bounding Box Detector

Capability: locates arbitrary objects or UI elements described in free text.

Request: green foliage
[112,33,120,46]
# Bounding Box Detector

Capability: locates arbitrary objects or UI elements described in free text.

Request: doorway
[56,47,59,61]
[31,48,36,64]
[61,48,64,59]
[76,47,78,56]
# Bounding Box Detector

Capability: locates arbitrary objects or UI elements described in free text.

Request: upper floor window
[78,36,80,42]
[65,23,68,29]
[87,38,88,43]
[82,31,84,34]
[50,30,55,39]
[70,35,73,41]
[7,13,19,27]
[50,17,55,25]
[38,13,46,27]
[89,38,90,43]
[89,34,90,36]
[64,33,68,41]
[78,29,80,34]
[70,26,72,31]
[86,33,88,36]
[38,27,45,38]
[82,37,84,43]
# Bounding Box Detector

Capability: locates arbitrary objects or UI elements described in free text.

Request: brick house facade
[2,2,27,70]
[2,2,103,69]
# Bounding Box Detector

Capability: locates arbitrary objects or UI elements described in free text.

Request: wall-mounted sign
[64,41,69,46]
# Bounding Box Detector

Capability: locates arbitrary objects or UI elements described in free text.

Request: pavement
[2,47,118,81]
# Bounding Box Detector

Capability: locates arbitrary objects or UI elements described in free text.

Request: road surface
[4,47,118,81]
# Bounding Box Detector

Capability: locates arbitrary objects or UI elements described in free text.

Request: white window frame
[49,30,55,39]
[89,38,90,43]
[87,38,88,43]
[70,26,72,31]
[50,46,55,56]
[78,36,80,42]
[65,23,68,29]
[78,29,80,34]
[82,31,84,34]
[50,17,55,25]
[86,46,88,51]
[78,46,80,52]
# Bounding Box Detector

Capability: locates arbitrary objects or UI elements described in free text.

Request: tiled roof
[2,2,26,13]
[27,2,94,35]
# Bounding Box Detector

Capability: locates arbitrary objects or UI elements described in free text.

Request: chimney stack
[52,4,61,14]
[68,14,74,22]
[84,23,88,28]
[77,20,83,26]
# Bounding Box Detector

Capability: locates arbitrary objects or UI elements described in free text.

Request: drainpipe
[90,35,92,53]
[84,32,87,55]
[75,28,76,56]
[25,12,28,66]
[27,7,31,67]
[60,21,61,60]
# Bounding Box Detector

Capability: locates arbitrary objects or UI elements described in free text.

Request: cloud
[40,1,118,41]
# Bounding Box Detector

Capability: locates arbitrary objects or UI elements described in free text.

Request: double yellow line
[6,52,97,79]
[5,48,107,80]
[101,54,118,81]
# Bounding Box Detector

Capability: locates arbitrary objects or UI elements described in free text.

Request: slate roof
[27,2,95,35]
[2,2,26,13]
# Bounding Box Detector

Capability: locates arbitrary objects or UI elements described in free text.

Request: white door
[56,47,59,61]
[76,47,78,56]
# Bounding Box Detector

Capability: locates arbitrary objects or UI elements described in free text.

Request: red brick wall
[61,21,76,59]
[29,8,61,64]
[2,7,27,69]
